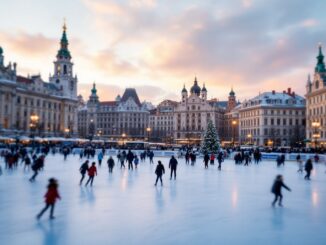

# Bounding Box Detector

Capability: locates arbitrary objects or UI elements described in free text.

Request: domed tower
[201,83,207,100]
[190,77,201,96]
[49,21,78,99]
[181,84,188,102]
[315,44,326,73]
[227,87,237,112]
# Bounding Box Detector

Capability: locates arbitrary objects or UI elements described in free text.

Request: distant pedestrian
[304,159,313,180]
[169,156,178,180]
[134,155,139,169]
[79,160,89,185]
[107,156,115,173]
[98,152,103,166]
[37,178,61,220]
[85,162,97,187]
[155,161,165,186]
[203,153,209,169]
[127,150,134,170]
[271,175,291,207]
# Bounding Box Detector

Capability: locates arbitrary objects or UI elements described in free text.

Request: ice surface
[0,154,326,245]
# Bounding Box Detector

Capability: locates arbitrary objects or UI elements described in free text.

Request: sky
[0,0,326,104]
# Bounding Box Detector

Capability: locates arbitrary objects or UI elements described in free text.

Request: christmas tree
[201,120,220,153]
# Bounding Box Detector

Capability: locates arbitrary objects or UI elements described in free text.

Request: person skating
[37,178,61,220]
[79,160,89,185]
[210,153,215,165]
[155,161,165,186]
[127,150,134,170]
[296,154,303,173]
[107,156,115,173]
[149,151,154,164]
[169,156,178,180]
[97,151,103,166]
[85,162,97,187]
[217,152,223,170]
[134,155,139,169]
[271,175,291,207]
[203,153,209,169]
[29,156,44,182]
[24,155,31,171]
[304,159,313,180]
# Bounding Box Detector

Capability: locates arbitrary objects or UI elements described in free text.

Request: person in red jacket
[37,178,61,220]
[85,162,97,187]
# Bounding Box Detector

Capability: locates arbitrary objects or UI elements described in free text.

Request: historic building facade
[238,89,306,146]
[77,84,150,139]
[0,23,78,136]
[149,100,178,142]
[173,78,227,144]
[305,45,326,147]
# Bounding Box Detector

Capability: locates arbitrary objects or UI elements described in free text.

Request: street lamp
[232,120,237,146]
[146,127,151,142]
[122,133,126,148]
[312,122,321,148]
[247,133,252,145]
[30,114,39,148]
[64,128,70,138]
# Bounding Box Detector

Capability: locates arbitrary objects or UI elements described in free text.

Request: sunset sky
[0,0,325,104]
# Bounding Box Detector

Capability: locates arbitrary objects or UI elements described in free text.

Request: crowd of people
[0,143,325,219]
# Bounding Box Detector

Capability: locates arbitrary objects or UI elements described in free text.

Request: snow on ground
[0,154,326,245]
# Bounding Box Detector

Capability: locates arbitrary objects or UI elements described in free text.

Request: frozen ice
[0,154,326,245]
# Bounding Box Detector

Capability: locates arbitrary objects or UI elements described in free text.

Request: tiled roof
[100,101,117,106]
[121,88,141,106]
[17,75,33,84]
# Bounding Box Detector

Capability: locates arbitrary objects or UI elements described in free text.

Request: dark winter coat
[271,180,290,195]
[155,164,165,176]
[169,157,178,169]
[305,160,313,172]
[80,162,89,174]
[107,158,115,168]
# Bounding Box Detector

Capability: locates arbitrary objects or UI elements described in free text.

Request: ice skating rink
[0,154,325,245]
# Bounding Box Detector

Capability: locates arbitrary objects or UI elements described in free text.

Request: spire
[315,43,326,73]
[57,19,71,59]
[307,74,312,85]
[91,82,97,95]
[229,86,235,96]
[202,83,207,92]
[194,76,198,84]
[182,83,187,93]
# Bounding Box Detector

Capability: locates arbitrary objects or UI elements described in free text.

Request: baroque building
[173,77,227,144]
[305,45,326,147]
[0,23,78,136]
[77,84,150,139]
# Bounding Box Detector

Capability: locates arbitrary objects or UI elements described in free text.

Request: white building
[173,77,226,144]
[238,89,306,146]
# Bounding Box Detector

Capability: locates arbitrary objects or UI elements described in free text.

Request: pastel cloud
[0,0,325,103]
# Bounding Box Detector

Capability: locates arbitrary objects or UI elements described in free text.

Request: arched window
[63,65,67,74]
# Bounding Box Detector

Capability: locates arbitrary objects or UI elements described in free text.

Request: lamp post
[232,120,237,147]
[30,114,39,148]
[312,122,321,148]
[146,127,151,142]
[247,133,252,145]
[122,133,126,148]
[64,128,70,138]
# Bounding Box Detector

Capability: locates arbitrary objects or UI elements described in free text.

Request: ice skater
[127,150,134,170]
[85,162,97,187]
[203,153,209,169]
[37,178,61,220]
[169,155,178,180]
[217,152,223,170]
[98,151,103,166]
[134,155,139,169]
[271,175,291,207]
[107,156,115,173]
[29,156,44,182]
[304,159,313,180]
[79,160,89,185]
[155,161,165,186]
[297,155,303,173]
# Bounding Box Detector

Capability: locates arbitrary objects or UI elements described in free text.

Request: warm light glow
[64,128,70,133]
[30,114,39,121]
[122,133,126,137]
[247,134,252,138]
[232,120,237,125]
[146,127,151,132]
[312,122,321,127]
[312,190,319,207]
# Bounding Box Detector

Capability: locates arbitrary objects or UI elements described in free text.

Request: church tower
[50,21,78,99]
[227,87,237,112]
